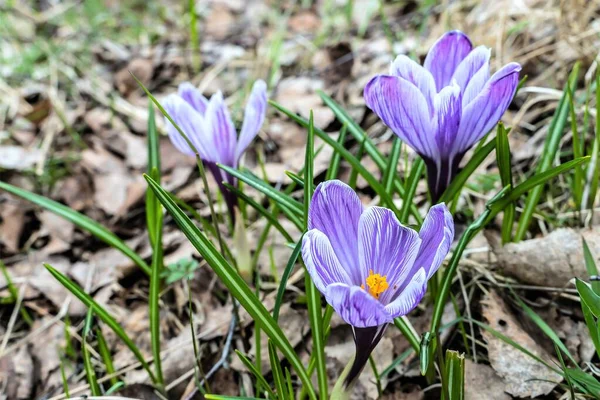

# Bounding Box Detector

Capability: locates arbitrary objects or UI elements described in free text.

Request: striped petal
[205,91,237,166]
[325,283,392,328]
[451,46,491,98]
[235,80,267,162]
[424,30,473,91]
[390,55,436,112]
[364,75,438,160]
[302,230,352,294]
[358,207,421,305]
[455,62,521,155]
[178,82,209,115]
[413,203,454,279]
[162,94,209,158]
[308,180,363,284]
[384,268,427,318]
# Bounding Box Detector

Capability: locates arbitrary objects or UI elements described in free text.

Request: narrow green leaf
[236,350,277,398]
[566,82,584,209]
[144,175,316,399]
[269,341,288,400]
[82,309,101,396]
[273,239,302,322]
[0,182,151,275]
[439,139,496,204]
[496,124,515,243]
[583,238,600,294]
[286,171,305,188]
[146,99,162,247]
[270,99,416,222]
[515,63,580,241]
[444,350,465,400]
[44,264,157,383]
[394,316,420,353]
[149,210,164,386]
[576,278,600,318]
[96,327,119,386]
[326,124,347,180]
[580,299,600,359]
[565,368,600,397]
[399,158,424,224]
[383,137,402,193]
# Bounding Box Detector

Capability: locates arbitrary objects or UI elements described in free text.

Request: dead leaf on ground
[0,145,43,171]
[0,346,34,400]
[464,359,511,400]
[491,227,600,287]
[0,202,26,253]
[274,77,334,129]
[481,291,562,397]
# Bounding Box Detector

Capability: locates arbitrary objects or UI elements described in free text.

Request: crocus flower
[302,180,454,385]
[163,80,267,218]
[364,30,521,202]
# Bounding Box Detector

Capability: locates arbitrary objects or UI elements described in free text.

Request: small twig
[181,311,238,400]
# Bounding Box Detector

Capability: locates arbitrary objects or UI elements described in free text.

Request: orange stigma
[361,270,389,300]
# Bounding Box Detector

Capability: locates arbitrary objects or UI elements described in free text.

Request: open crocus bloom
[163,80,267,217]
[364,30,521,202]
[302,180,454,384]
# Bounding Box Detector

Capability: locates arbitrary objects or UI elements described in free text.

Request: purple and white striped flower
[364,31,521,202]
[302,180,454,384]
[163,80,267,217]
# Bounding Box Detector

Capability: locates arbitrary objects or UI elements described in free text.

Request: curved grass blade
[439,139,496,204]
[326,124,347,180]
[235,350,277,398]
[269,99,409,220]
[515,63,580,241]
[149,213,164,387]
[444,350,465,400]
[1,182,151,275]
[273,239,302,322]
[96,327,119,387]
[496,124,515,243]
[146,100,162,247]
[144,175,317,399]
[44,264,157,383]
[223,183,293,243]
[399,158,424,224]
[82,309,101,396]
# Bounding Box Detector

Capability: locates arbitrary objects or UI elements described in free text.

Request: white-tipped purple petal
[462,61,490,108]
[302,230,352,294]
[424,30,473,91]
[325,283,392,328]
[364,75,438,160]
[433,81,462,154]
[390,55,436,111]
[178,82,209,115]
[308,180,363,284]
[235,80,267,162]
[162,94,209,158]
[451,46,491,95]
[205,91,237,166]
[413,203,454,279]
[455,62,521,155]
[357,207,421,305]
[384,268,427,318]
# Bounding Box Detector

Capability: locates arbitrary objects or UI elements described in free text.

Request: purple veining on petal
[390,55,436,112]
[384,268,428,317]
[424,30,473,91]
[325,283,391,327]
[302,230,353,293]
[357,206,421,304]
[163,94,209,158]
[451,46,491,94]
[235,80,267,163]
[178,82,209,115]
[307,180,363,284]
[364,75,438,160]
[455,62,521,156]
[205,91,238,166]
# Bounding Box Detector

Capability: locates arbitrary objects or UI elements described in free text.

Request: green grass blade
[580,299,600,359]
[566,82,584,209]
[326,124,347,180]
[270,99,417,222]
[205,396,262,400]
[146,99,162,247]
[96,327,119,386]
[576,278,600,318]
[82,309,101,396]
[144,175,317,399]
[269,341,288,399]
[304,110,314,222]
[439,139,496,204]
[496,124,515,243]
[218,165,304,217]
[44,264,157,383]
[583,238,600,294]
[383,137,402,193]
[515,63,580,241]
[393,316,420,352]
[273,239,302,322]
[149,212,164,387]
[235,350,277,398]
[444,350,465,400]
[0,181,151,275]
[566,368,600,397]
[399,158,424,224]
[223,183,294,243]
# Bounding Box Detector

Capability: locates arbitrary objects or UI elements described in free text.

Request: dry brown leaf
[29,319,65,394]
[274,77,334,128]
[38,209,75,254]
[0,346,34,400]
[0,202,26,253]
[481,291,562,397]
[464,359,511,400]
[0,145,43,171]
[114,58,154,98]
[491,227,600,287]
